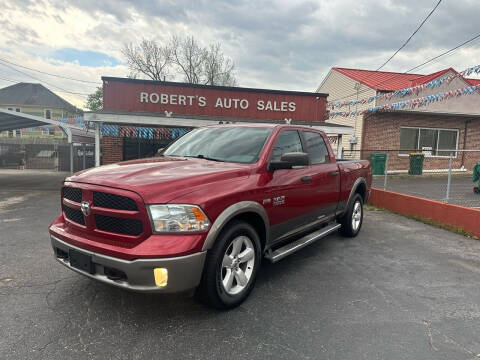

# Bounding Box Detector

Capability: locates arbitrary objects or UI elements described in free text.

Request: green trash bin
[370,153,387,175]
[409,153,425,175]
[473,162,480,194]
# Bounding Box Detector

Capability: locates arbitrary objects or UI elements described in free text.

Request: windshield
[163,127,273,164]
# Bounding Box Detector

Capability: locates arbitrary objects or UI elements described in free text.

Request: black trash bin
[409,153,424,175]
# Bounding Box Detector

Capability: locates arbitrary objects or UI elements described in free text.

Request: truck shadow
[52,230,346,318]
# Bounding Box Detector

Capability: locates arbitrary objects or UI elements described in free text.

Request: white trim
[399,126,459,158]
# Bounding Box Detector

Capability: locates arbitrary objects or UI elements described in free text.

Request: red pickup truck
[50,124,371,308]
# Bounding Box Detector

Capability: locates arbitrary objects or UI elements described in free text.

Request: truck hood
[67,157,251,203]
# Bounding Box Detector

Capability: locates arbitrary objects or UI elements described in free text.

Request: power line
[375,0,442,73]
[328,32,480,103]
[0,57,102,85]
[346,0,443,93]
[0,76,18,83]
[0,60,90,96]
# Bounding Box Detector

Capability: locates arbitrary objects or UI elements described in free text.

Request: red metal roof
[332,67,477,91]
[332,67,423,91]
[466,78,480,85]
[409,68,456,86]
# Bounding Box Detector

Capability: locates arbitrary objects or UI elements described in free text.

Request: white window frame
[399,126,459,158]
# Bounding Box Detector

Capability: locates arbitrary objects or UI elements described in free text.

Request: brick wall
[362,112,480,170]
[101,136,123,165]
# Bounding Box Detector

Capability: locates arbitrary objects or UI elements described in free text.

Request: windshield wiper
[185,154,225,162]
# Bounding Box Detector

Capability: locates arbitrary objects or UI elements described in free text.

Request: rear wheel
[197,220,261,309]
[339,194,363,237]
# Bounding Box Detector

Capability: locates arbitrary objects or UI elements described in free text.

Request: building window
[7,107,13,111]
[399,127,458,157]
[15,108,20,112]
[45,109,52,119]
[15,129,21,137]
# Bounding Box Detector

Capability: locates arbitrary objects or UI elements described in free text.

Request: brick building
[86,77,353,166]
[317,67,480,170]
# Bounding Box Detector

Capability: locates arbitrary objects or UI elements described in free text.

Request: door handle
[330,171,339,176]
[301,176,312,182]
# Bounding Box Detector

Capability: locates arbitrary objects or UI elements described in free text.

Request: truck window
[163,127,272,164]
[302,131,330,164]
[270,130,303,162]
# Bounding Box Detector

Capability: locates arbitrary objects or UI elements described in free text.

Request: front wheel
[339,194,364,237]
[196,221,261,309]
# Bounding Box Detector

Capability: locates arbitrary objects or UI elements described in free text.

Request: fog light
[153,268,168,287]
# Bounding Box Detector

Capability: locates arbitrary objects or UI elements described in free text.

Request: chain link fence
[0,139,94,172]
[341,148,480,209]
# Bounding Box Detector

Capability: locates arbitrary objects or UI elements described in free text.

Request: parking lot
[2,171,480,359]
[373,174,480,208]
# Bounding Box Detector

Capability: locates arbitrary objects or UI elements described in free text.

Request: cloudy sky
[1,0,479,109]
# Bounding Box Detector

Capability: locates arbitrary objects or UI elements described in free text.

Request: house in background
[317,67,480,170]
[0,82,82,137]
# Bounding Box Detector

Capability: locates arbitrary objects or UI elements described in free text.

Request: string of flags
[327,64,480,109]
[328,83,480,118]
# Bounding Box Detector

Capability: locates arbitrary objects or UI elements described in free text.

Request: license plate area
[69,249,95,274]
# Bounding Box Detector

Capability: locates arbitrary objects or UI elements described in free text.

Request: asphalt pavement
[1,171,480,359]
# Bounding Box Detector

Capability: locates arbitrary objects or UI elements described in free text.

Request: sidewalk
[0,169,69,191]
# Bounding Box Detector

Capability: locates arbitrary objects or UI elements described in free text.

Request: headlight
[149,204,211,233]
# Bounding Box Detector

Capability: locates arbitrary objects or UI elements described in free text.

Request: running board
[265,223,341,263]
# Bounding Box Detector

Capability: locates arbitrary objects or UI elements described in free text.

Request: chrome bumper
[50,236,206,293]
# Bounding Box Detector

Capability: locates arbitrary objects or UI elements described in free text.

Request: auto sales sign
[102,77,328,122]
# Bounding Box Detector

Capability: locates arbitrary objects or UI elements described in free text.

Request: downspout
[461,119,471,168]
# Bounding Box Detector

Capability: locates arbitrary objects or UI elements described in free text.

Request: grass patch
[365,203,478,239]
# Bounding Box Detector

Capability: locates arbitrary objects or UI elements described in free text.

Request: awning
[0,108,94,144]
[85,110,354,135]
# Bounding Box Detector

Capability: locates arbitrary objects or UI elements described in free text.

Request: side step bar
[265,223,341,263]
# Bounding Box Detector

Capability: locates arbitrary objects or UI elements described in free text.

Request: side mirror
[268,152,309,171]
[156,148,165,157]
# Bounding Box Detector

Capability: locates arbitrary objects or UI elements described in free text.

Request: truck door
[300,130,341,220]
[262,130,318,241]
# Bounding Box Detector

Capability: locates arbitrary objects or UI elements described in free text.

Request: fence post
[445,152,453,202]
[383,153,388,190]
[82,143,86,170]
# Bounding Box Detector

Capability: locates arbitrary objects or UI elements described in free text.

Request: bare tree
[171,35,206,84]
[122,35,237,86]
[203,43,237,86]
[121,39,172,81]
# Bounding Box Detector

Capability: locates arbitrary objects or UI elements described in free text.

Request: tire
[196,220,261,309]
[339,193,364,237]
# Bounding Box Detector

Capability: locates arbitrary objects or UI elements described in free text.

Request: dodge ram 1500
[50,124,371,308]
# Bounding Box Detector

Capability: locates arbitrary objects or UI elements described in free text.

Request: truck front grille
[63,186,82,203]
[94,215,143,236]
[62,185,146,238]
[93,191,138,211]
[64,206,85,225]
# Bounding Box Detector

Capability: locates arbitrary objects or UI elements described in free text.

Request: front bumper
[51,235,206,293]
